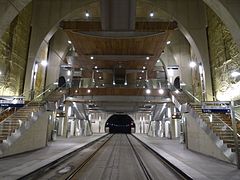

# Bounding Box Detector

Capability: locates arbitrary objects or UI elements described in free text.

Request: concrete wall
[1,111,50,157]
[185,113,231,163]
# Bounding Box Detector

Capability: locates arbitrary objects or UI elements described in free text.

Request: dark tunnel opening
[105,115,135,134]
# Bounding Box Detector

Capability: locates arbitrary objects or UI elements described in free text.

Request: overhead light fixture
[143,66,146,70]
[90,56,94,60]
[139,76,142,80]
[87,89,91,93]
[158,88,164,95]
[142,70,144,73]
[157,59,160,63]
[113,82,116,85]
[41,60,48,67]
[68,40,72,44]
[96,86,99,88]
[146,89,151,94]
[146,56,150,60]
[231,71,240,77]
[149,11,154,17]
[94,66,98,69]
[166,41,171,45]
[85,11,90,17]
[75,90,78,93]
[189,61,197,68]
[124,82,127,86]
[102,83,105,86]
[99,76,102,79]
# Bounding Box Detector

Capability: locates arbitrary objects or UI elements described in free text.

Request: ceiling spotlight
[94,66,98,69]
[146,89,151,94]
[166,41,171,45]
[139,76,142,80]
[146,56,150,60]
[41,60,48,67]
[75,90,78,93]
[90,56,94,60]
[124,82,127,86]
[189,61,197,68]
[142,70,144,73]
[87,89,91,93]
[113,82,116,85]
[149,11,154,17]
[158,88,164,95]
[85,11,90,17]
[231,71,240,77]
[143,66,146,70]
[67,40,72,44]
[99,76,102,79]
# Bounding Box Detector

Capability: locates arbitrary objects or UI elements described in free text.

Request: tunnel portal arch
[105,114,135,134]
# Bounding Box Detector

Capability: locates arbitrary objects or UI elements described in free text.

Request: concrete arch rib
[0,0,31,39]
[144,0,213,100]
[203,0,240,49]
[23,0,98,92]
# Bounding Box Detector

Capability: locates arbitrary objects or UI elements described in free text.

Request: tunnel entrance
[105,115,135,134]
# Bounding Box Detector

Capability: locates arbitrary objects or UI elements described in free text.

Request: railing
[0,83,64,138]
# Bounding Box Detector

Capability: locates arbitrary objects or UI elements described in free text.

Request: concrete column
[63,103,69,138]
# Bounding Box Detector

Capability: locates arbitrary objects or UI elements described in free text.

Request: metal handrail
[235,111,240,122]
[0,89,33,116]
[0,82,62,126]
[182,89,201,103]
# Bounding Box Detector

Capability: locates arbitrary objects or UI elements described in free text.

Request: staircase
[190,104,240,153]
[0,85,66,147]
[171,89,240,163]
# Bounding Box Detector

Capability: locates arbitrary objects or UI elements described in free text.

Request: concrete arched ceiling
[1,0,240,100]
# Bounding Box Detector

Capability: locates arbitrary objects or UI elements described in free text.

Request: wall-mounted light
[94,66,98,69]
[85,10,90,17]
[166,41,171,45]
[157,59,160,63]
[143,66,146,70]
[146,89,151,94]
[68,40,72,44]
[90,56,94,60]
[124,82,127,86]
[189,61,197,68]
[87,89,91,93]
[67,70,71,76]
[149,11,154,17]
[99,76,102,79]
[139,76,142,80]
[231,71,240,77]
[75,90,78,93]
[146,56,150,60]
[41,60,48,67]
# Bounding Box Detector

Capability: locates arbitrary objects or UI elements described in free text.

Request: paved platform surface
[134,134,240,180]
[0,133,106,179]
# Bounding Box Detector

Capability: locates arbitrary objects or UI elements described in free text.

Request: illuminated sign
[201,101,230,113]
[0,96,25,108]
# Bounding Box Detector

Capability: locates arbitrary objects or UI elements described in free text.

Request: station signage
[201,101,231,113]
[0,96,25,108]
